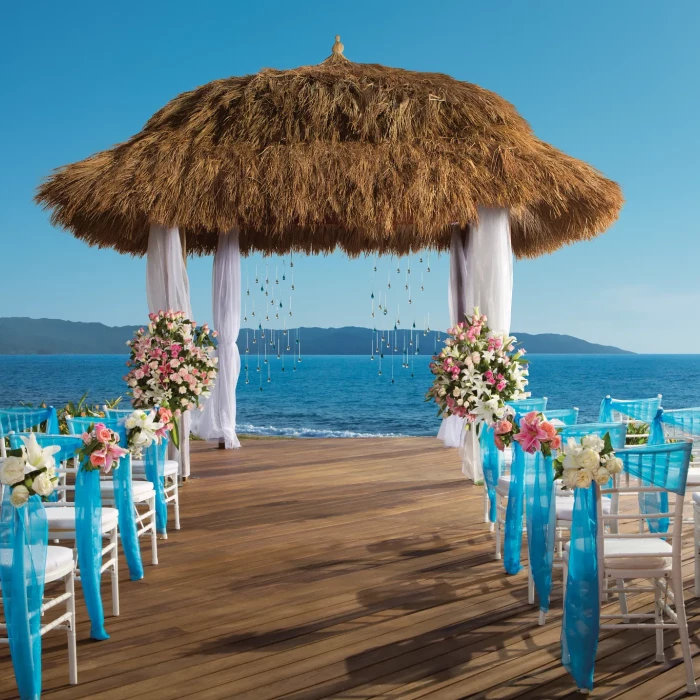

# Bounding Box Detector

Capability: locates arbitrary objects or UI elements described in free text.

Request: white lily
[20,434,60,471]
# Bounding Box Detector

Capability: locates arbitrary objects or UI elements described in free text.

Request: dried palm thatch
[36,37,622,259]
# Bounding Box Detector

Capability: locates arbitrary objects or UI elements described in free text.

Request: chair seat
[497,474,511,496]
[46,506,119,533]
[0,546,74,586]
[100,480,155,501]
[556,496,612,521]
[565,537,672,570]
[132,458,179,476]
[692,491,700,506]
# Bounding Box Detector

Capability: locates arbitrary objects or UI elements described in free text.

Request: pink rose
[541,422,558,440]
[551,434,562,450]
[81,432,91,445]
[96,426,112,444]
[494,434,505,451]
[90,451,106,467]
[495,419,512,436]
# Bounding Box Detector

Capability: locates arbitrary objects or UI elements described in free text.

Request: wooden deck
[2,437,700,699]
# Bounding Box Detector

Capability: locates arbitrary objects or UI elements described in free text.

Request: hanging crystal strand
[246,269,250,296]
[246,329,250,354]
[293,329,297,371]
[243,300,248,323]
[289,296,292,317]
[405,267,409,291]
[282,258,286,282]
[427,313,431,333]
[420,271,424,292]
[416,330,420,354]
[277,339,281,360]
[290,251,294,268]
[281,341,286,372]
[411,344,415,378]
[275,265,279,285]
[291,270,295,291]
[396,303,400,327]
[423,315,427,337]
[391,329,395,384]
[426,253,431,273]
[408,285,412,305]
[252,298,256,318]
[255,264,259,285]
[264,336,268,364]
[387,269,391,290]
[256,334,261,371]
[267,356,271,383]
[378,347,382,376]
[298,327,302,363]
[370,329,374,361]
[270,328,275,347]
[434,330,438,352]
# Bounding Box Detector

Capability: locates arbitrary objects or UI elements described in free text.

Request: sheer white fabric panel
[437,208,513,481]
[146,224,192,478]
[197,230,242,449]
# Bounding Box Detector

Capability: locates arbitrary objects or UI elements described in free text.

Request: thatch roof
[36,37,623,259]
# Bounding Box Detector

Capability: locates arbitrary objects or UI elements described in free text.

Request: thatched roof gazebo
[36,37,623,473]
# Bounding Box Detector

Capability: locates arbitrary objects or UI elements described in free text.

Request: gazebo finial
[332,35,344,57]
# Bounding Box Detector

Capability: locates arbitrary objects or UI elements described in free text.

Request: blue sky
[2,0,698,353]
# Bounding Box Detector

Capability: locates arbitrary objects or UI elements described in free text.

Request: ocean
[0,354,697,437]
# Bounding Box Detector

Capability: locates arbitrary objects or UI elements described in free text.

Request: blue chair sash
[525,449,556,613]
[640,411,670,533]
[479,426,502,524]
[561,483,600,693]
[598,396,661,423]
[67,416,144,580]
[658,407,700,436]
[145,439,168,535]
[503,442,525,575]
[0,407,58,437]
[0,492,48,700]
[75,461,109,640]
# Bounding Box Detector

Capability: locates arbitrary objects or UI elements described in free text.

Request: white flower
[179,386,188,394]
[562,438,582,470]
[125,416,137,429]
[578,448,600,471]
[574,468,593,489]
[32,471,54,497]
[10,485,30,508]
[562,468,580,490]
[0,456,27,485]
[20,434,60,471]
[594,466,611,485]
[581,434,605,452]
[605,455,623,475]
[471,352,480,364]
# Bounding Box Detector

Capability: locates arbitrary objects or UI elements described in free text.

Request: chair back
[542,408,579,426]
[598,395,662,424]
[103,406,135,418]
[8,433,84,503]
[66,415,126,443]
[560,422,628,450]
[598,441,692,567]
[0,407,58,457]
[507,397,548,414]
[657,408,700,450]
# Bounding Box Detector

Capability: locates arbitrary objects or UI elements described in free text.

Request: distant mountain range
[0,317,634,355]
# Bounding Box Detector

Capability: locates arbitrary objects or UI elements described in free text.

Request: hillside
[0,318,633,355]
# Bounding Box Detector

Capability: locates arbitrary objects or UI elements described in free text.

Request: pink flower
[513,413,550,454]
[494,434,505,450]
[90,451,106,467]
[496,380,507,392]
[551,434,562,450]
[495,419,512,436]
[94,424,112,444]
[81,432,91,445]
[540,422,558,441]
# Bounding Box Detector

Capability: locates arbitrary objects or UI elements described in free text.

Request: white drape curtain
[146,224,193,478]
[437,207,513,481]
[197,230,242,449]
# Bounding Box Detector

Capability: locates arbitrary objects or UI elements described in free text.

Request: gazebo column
[197,230,242,449]
[438,207,513,482]
[146,224,193,478]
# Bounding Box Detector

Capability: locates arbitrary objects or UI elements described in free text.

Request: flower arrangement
[124,409,168,458]
[494,411,562,456]
[77,423,128,474]
[554,433,623,489]
[123,311,218,446]
[427,308,529,433]
[0,434,60,507]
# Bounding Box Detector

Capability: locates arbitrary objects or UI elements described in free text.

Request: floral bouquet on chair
[123,310,218,447]
[492,411,562,456]
[554,433,623,489]
[124,409,168,458]
[426,308,529,434]
[77,423,128,474]
[0,434,59,507]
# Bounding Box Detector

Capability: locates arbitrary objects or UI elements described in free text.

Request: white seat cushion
[0,546,73,586]
[46,506,118,533]
[100,480,155,501]
[556,496,612,521]
[692,491,700,506]
[688,468,700,486]
[132,458,179,476]
[497,474,511,496]
[565,537,672,570]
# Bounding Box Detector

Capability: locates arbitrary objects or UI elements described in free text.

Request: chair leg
[694,506,700,597]
[495,496,502,561]
[671,567,697,694]
[66,570,78,685]
[150,496,159,566]
[654,578,664,663]
[110,527,120,617]
[173,478,181,530]
[527,557,535,605]
[617,578,629,622]
[483,489,489,524]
